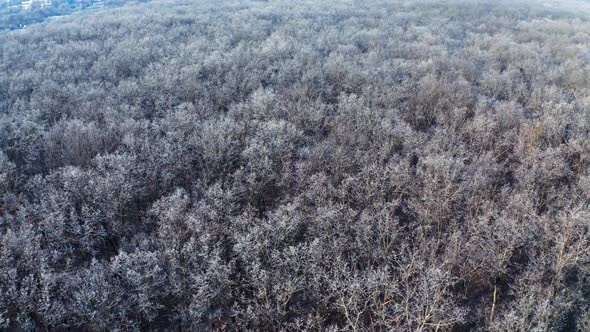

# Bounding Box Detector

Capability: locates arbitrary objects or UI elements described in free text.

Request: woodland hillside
[1,0,590,330]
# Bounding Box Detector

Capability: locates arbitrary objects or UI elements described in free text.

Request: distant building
[21,0,32,10]
[21,0,51,11]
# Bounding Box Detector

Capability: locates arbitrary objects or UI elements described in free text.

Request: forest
[0,0,590,330]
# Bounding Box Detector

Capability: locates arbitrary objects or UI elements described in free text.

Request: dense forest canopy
[1,0,590,330]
